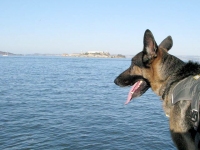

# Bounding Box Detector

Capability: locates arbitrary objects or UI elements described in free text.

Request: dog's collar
[160,85,167,99]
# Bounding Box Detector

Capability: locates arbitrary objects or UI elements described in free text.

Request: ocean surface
[0,56,176,150]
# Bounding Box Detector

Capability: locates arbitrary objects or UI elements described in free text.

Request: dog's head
[114,29,173,104]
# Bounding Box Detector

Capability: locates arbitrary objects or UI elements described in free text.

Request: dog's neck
[158,54,185,100]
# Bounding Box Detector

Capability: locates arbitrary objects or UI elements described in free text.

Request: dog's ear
[159,36,173,51]
[143,29,158,60]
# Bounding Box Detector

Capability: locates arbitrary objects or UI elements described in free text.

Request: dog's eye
[131,52,144,67]
[132,59,143,67]
[132,60,136,66]
[131,59,137,65]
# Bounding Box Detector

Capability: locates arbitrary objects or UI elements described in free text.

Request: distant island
[62,51,126,58]
[0,50,126,58]
[0,51,16,56]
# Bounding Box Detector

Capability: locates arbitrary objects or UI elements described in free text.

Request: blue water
[0,56,175,150]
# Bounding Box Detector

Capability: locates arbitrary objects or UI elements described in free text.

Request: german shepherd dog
[114,29,200,150]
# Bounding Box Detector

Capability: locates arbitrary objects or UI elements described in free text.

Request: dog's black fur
[114,29,200,150]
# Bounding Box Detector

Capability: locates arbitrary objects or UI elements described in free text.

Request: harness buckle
[191,109,198,122]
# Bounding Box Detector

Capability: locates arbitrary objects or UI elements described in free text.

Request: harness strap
[172,75,200,130]
[191,75,200,130]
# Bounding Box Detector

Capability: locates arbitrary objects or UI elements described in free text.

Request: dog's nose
[114,78,119,85]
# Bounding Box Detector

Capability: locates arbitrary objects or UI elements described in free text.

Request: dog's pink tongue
[125,81,141,105]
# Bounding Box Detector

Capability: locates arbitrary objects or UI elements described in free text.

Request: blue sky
[1,0,200,55]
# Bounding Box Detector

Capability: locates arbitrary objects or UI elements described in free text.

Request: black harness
[172,75,200,130]
[172,75,200,149]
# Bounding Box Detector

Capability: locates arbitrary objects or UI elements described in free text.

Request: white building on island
[86,51,104,54]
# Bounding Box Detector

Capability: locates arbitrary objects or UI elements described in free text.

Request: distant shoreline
[0,51,126,58]
[3,50,200,61]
